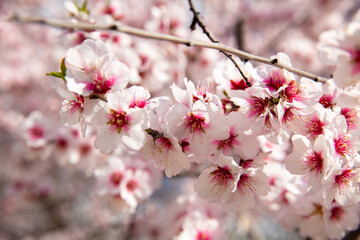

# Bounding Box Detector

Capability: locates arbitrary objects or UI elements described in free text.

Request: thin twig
[7,13,329,83]
[188,0,250,86]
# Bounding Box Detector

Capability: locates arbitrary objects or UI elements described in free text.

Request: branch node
[109,24,117,30]
[270,58,278,64]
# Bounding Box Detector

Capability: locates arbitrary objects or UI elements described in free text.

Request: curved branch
[188,0,250,86]
[7,13,329,83]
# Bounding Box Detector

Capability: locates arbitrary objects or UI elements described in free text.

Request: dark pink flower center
[248,97,268,118]
[110,171,123,186]
[330,206,345,221]
[107,109,129,134]
[155,137,173,152]
[88,73,115,95]
[335,169,353,190]
[283,80,302,102]
[306,117,324,138]
[126,179,138,192]
[264,69,288,91]
[334,135,351,157]
[239,159,254,169]
[186,113,206,134]
[56,137,68,150]
[215,132,239,153]
[28,126,44,140]
[210,166,233,188]
[341,108,359,130]
[196,231,211,240]
[237,174,254,192]
[130,94,148,108]
[319,94,334,108]
[282,107,297,124]
[304,151,323,175]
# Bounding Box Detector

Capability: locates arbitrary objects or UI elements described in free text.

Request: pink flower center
[130,93,148,108]
[335,169,353,190]
[248,97,268,118]
[28,126,44,140]
[264,69,288,91]
[304,151,323,175]
[306,117,324,138]
[79,143,92,156]
[186,113,206,134]
[239,159,254,169]
[155,137,173,152]
[126,179,138,192]
[347,48,360,75]
[319,94,334,108]
[215,133,239,153]
[210,166,233,189]
[107,109,129,134]
[196,231,211,240]
[230,79,248,90]
[237,174,254,192]
[282,107,298,124]
[110,171,123,186]
[330,206,345,221]
[282,80,302,102]
[56,137,68,150]
[334,135,351,157]
[88,73,115,95]
[341,108,359,130]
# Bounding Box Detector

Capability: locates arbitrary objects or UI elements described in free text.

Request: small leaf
[46,72,64,79]
[60,58,67,76]
[74,0,89,14]
[222,90,230,99]
[80,1,88,12]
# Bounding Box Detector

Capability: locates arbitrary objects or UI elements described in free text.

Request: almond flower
[89,87,150,154]
[65,39,129,97]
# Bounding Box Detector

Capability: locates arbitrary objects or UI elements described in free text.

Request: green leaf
[74,0,89,14]
[60,58,67,76]
[46,72,64,79]
[46,58,67,82]
[80,1,88,12]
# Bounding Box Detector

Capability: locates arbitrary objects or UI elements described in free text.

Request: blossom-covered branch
[8,13,329,83]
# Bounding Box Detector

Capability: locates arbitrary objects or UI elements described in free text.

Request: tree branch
[7,13,329,83]
[188,0,250,86]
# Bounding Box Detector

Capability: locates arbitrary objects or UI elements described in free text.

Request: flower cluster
[4,0,360,239]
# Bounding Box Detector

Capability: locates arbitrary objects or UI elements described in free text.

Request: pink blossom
[65,39,129,97]
[193,154,242,203]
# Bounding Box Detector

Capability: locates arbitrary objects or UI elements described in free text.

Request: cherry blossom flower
[119,169,152,208]
[175,211,222,240]
[318,21,360,88]
[193,154,242,203]
[94,157,126,195]
[221,153,270,211]
[65,39,129,97]
[22,111,56,149]
[89,88,149,153]
[323,162,360,208]
[285,134,332,194]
